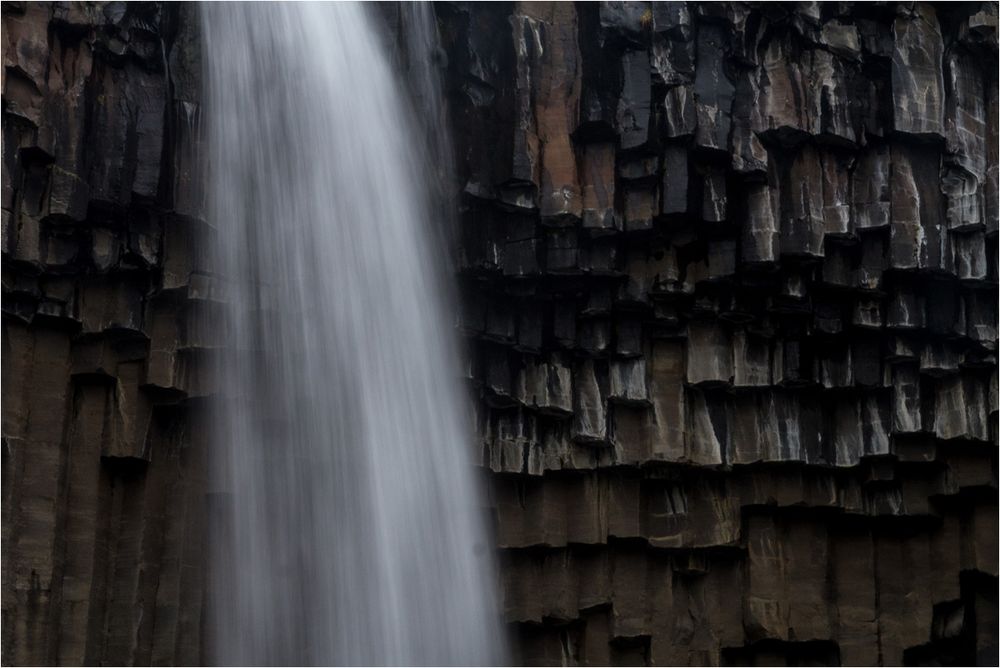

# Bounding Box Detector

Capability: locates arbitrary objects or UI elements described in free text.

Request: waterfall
[200,3,505,665]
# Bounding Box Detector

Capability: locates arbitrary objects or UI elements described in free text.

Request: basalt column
[2,2,999,667]
[436,2,999,665]
[2,3,209,665]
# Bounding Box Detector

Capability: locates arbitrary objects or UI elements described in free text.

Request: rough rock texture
[438,1,999,665]
[2,2,999,666]
[2,3,208,665]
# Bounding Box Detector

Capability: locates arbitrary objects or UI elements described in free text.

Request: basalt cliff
[2,2,998,665]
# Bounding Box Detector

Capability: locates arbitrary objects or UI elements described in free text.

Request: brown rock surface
[440,1,998,664]
[2,3,209,665]
[3,1,998,666]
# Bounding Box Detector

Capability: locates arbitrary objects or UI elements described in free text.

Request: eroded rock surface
[2,3,208,665]
[439,1,998,665]
[2,1,998,666]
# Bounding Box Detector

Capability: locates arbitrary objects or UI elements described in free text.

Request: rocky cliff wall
[1,2,998,666]
[437,1,998,665]
[2,3,208,664]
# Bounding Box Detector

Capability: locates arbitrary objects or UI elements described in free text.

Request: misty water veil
[201,4,505,665]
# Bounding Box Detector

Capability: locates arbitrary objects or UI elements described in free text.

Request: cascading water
[201,3,505,665]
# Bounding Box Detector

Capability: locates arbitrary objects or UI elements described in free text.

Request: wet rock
[692,23,733,152]
[953,231,988,281]
[754,35,812,141]
[518,3,582,220]
[889,143,945,270]
[941,166,983,232]
[813,48,856,144]
[700,166,727,222]
[662,84,696,139]
[616,49,652,150]
[777,146,826,258]
[85,60,167,204]
[852,144,891,230]
[651,5,694,85]
[623,184,655,232]
[730,71,769,174]
[660,144,688,215]
[580,142,618,232]
[8,3,999,665]
[545,228,578,272]
[819,149,852,236]
[686,388,726,465]
[733,330,772,387]
[891,3,945,136]
[820,19,861,60]
[598,1,650,43]
[572,358,607,442]
[576,4,621,135]
[516,354,573,415]
[741,182,780,264]
[608,358,648,405]
[944,48,987,178]
[686,321,733,386]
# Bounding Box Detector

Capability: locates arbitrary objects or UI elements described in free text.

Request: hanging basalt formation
[3,3,208,665]
[437,2,998,665]
[2,2,998,666]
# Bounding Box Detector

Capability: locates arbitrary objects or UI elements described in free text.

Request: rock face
[2,3,208,665]
[2,1,998,666]
[438,1,998,665]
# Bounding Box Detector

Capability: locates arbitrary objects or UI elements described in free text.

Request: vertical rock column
[438,1,998,664]
[2,3,211,664]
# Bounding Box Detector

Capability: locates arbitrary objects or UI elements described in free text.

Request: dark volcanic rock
[891,2,945,136]
[3,1,999,666]
[2,3,208,666]
[439,1,999,665]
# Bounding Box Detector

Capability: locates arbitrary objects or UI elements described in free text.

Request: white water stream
[201,4,505,664]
